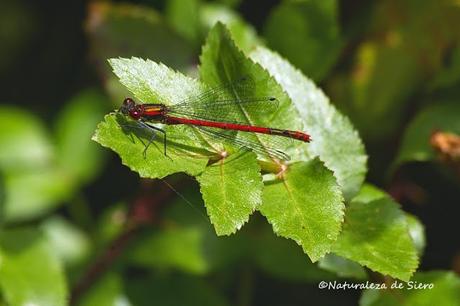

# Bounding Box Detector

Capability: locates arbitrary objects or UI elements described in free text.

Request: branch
[69,178,186,305]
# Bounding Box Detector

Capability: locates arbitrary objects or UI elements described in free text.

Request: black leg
[143,122,167,157]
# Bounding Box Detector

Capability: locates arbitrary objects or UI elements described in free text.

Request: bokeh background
[1,0,460,305]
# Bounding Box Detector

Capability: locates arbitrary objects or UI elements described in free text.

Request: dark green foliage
[1,1,460,305]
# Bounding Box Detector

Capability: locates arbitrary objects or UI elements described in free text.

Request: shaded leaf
[126,274,229,306]
[86,2,191,71]
[395,100,460,166]
[318,254,367,279]
[85,2,193,105]
[162,191,249,270]
[430,44,460,91]
[259,159,344,262]
[330,1,460,141]
[200,3,260,52]
[251,223,336,282]
[166,0,202,45]
[78,272,130,306]
[128,226,208,274]
[96,203,128,245]
[264,0,342,81]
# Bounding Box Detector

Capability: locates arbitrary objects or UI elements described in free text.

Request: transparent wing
[195,126,291,161]
[168,76,279,123]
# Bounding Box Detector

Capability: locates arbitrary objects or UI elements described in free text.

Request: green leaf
[430,45,460,91]
[251,223,336,282]
[41,216,91,266]
[318,254,367,279]
[405,214,426,256]
[360,271,460,306]
[0,175,4,224]
[96,203,128,245]
[0,106,53,173]
[264,0,343,81]
[125,274,229,306]
[78,272,130,306]
[86,2,194,107]
[0,1,36,73]
[351,183,386,203]
[199,22,306,161]
[395,100,460,166]
[3,168,73,223]
[200,3,260,52]
[93,114,208,179]
[332,186,419,281]
[96,23,348,240]
[55,89,108,184]
[128,226,208,274]
[340,42,423,141]
[86,2,192,71]
[0,107,74,223]
[251,47,367,200]
[162,193,249,271]
[334,1,460,141]
[259,159,344,262]
[166,0,202,45]
[197,152,263,235]
[0,228,67,306]
[93,56,213,178]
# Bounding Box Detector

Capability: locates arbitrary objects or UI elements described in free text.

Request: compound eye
[123,97,134,107]
[130,109,141,120]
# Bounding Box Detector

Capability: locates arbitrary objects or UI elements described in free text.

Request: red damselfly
[118,77,311,161]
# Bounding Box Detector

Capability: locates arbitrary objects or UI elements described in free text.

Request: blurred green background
[1,0,460,305]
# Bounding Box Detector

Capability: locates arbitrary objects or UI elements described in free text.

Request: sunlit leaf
[199,22,307,161]
[332,185,419,281]
[405,213,426,256]
[3,168,73,223]
[251,47,367,199]
[41,216,91,266]
[0,228,67,306]
[0,106,53,173]
[260,159,344,262]
[197,152,263,235]
[55,89,108,184]
[360,271,460,306]
[92,57,211,178]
